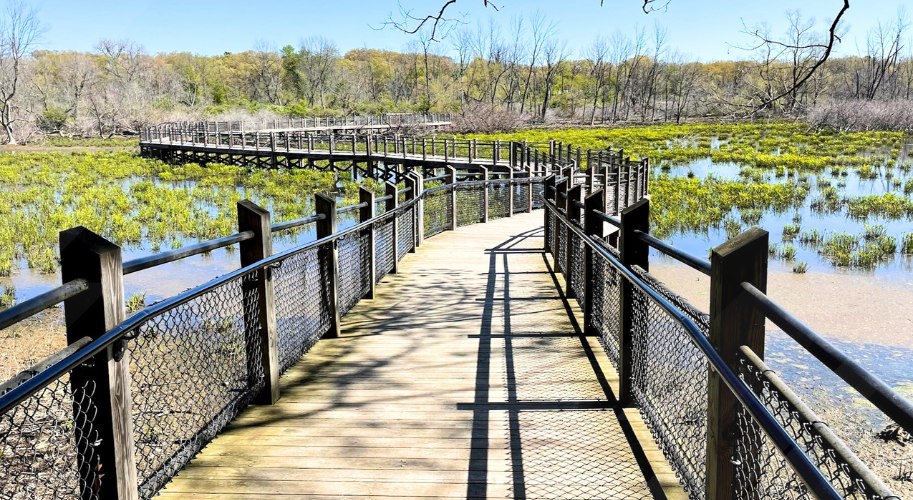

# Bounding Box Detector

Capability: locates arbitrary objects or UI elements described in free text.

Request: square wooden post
[507,168,514,217]
[565,185,583,298]
[409,172,425,247]
[359,187,376,300]
[60,227,138,500]
[705,228,769,500]
[525,167,534,213]
[446,166,457,230]
[555,175,569,270]
[404,174,419,252]
[315,194,340,339]
[618,198,649,406]
[386,182,399,273]
[543,174,556,252]
[584,189,606,337]
[480,166,489,223]
[237,201,280,404]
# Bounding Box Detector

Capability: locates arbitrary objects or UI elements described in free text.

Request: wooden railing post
[583,189,606,337]
[554,175,569,270]
[480,166,490,223]
[315,194,340,338]
[446,166,457,230]
[543,174,556,251]
[507,168,514,217]
[618,198,649,405]
[587,150,597,191]
[237,200,280,404]
[565,184,583,298]
[706,228,769,500]
[404,174,419,252]
[386,182,400,273]
[60,227,138,500]
[525,166,534,213]
[409,172,424,247]
[643,158,650,197]
[359,186,376,300]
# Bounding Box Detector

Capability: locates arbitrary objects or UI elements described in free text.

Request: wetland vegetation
[474,123,913,275]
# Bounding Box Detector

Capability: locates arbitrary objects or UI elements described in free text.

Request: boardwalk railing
[141,112,453,141]
[543,177,909,499]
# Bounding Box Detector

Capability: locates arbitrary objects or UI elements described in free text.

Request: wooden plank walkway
[156,212,685,499]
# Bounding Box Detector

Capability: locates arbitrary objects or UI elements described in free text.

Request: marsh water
[660,158,913,282]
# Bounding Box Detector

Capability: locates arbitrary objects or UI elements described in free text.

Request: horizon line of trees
[3,6,913,141]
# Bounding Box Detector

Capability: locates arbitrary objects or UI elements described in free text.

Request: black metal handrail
[423,174,449,183]
[634,229,712,275]
[546,199,842,500]
[590,210,620,228]
[271,214,325,233]
[123,231,255,275]
[741,281,913,434]
[0,279,88,331]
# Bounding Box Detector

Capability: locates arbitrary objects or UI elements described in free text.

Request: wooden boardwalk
[140,140,519,172]
[156,212,684,499]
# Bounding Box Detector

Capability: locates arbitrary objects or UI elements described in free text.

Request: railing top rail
[741,281,913,434]
[0,279,88,331]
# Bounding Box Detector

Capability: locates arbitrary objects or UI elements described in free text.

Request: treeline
[10,11,913,141]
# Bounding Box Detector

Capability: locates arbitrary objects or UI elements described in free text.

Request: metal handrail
[546,199,841,499]
[123,232,255,275]
[0,279,88,331]
[741,281,913,434]
[634,229,712,275]
[590,210,621,228]
[271,214,325,233]
[336,202,369,214]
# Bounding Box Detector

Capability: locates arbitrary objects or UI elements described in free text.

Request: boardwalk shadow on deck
[460,227,669,499]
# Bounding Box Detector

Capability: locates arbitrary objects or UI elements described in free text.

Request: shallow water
[657,157,913,283]
[766,329,913,429]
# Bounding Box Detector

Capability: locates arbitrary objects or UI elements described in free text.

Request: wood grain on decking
[156,211,685,499]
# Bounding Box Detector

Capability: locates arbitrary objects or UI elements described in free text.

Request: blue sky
[28,0,910,61]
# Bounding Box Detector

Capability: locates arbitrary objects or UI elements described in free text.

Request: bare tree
[0,1,41,144]
[539,37,567,120]
[856,11,908,100]
[298,37,338,108]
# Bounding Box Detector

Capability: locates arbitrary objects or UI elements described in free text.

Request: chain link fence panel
[0,376,101,500]
[629,266,710,498]
[274,247,332,374]
[127,269,264,498]
[488,180,511,220]
[734,351,894,500]
[423,186,451,238]
[337,230,372,317]
[397,206,415,258]
[456,183,485,226]
[514,181,530,213]
[591,242,623,368]
[374,216,396,283]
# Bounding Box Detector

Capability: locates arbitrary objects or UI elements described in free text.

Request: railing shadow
[461,225,670,499]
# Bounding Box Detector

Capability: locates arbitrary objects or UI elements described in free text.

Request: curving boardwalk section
[155,212,684,499]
